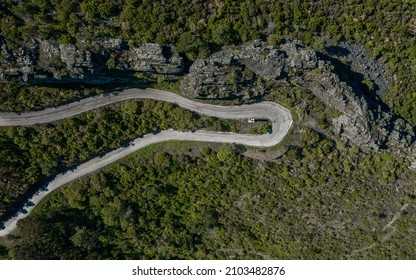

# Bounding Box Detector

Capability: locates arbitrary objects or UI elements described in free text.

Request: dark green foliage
[9,131,414,259]
[0,83,102,112]
[1,0,415,261]
[0,0,414,124]
[176,32,210,60]
[0,244,10,259]
[250,123,271,134]
[0,100,244,217]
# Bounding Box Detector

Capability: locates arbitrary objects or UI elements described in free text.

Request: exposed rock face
[0,39,183,84]
[0,37,414,162]
[324,42,389,98]
[180,49,265,100]
[181,41,289,100]
[180,40,320,100]
[181,40,415,162]
[302,58,415,161]
[116,43,183,74]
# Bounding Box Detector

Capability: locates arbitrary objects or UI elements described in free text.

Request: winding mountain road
[0,88,292,236]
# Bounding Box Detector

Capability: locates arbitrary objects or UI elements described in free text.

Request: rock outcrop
[0,39,183,84]
[302,58,415,161]
[0,37,414,163]
[324,42,389,98]
[181,40,415,162]
[180,48,262,100]
[180,40,320,100]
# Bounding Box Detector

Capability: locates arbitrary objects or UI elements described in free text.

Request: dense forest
[1,80,414,260]
[6,131,415,259]
[0,99,260,219]
[0,0,415,260]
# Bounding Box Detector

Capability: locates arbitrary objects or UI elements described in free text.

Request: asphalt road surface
[0,88,292,237]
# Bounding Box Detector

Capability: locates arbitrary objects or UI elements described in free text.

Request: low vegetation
[0,0,415,260]
[7,129,414,259]
[0,99,263,219]
[0,83,103,112]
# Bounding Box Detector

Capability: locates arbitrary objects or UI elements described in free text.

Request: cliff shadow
[316,51,390,117]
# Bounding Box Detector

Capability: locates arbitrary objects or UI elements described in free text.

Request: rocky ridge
[0,39,183,84]
[180,40,415,163]
[0,37,414,163]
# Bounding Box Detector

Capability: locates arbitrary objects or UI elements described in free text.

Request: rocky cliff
[180,40,415,163]
[0,39,183,84]
[1,37,414,163]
